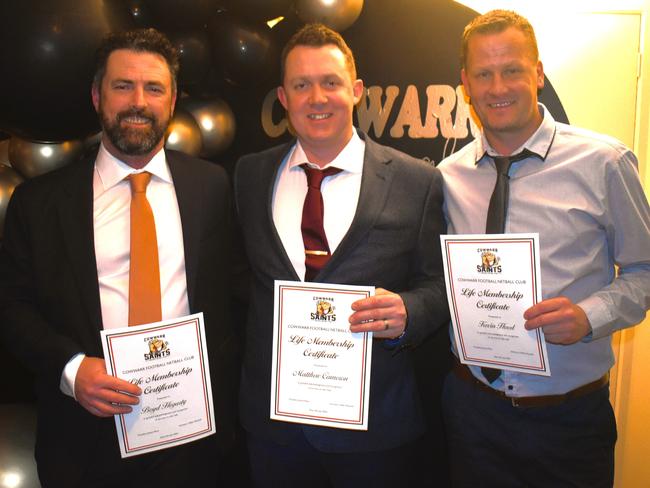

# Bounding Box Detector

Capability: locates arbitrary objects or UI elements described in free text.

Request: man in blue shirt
[439,9,650,487]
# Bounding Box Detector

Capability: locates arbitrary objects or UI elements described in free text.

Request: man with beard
[0,29,239,487]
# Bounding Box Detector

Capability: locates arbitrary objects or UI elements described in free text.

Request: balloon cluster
[0,0,365,234]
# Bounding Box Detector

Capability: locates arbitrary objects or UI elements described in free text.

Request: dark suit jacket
[0,150,239,485]
[234,132,449,453]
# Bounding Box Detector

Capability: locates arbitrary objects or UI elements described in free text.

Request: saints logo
[311,300,337,322]
[478,251,502,273]
[144,337,170,360]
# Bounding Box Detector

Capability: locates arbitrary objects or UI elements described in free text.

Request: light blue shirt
[438,104,650,396]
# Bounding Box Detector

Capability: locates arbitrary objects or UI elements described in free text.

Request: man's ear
[352,79,364,105]
[277,85,288,110]
[91,83,100,112]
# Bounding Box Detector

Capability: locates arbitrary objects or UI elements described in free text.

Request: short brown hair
[93,28,179,91]
[280,23,357,83]
[461,10,539,68]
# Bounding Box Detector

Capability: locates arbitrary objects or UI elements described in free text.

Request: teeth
[308,113,331,120]
[123,116,150,123]
[490,101,513,108]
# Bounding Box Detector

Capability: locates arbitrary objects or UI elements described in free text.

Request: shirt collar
[95,143,172,191]
[474,103,557,166]
[287,129,366,174]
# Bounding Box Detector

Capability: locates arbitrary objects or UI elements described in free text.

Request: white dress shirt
[60,144,189,397]
[272,131,365,280]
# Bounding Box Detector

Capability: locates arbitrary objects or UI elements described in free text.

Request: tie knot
[129,172,152,193]
[493,157,512,175]
[301,164,342,189]
[493,149,535,175]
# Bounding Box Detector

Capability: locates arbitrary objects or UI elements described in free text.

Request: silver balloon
[179,98,236,158]
[295,0,364,31]
[165,109,203,157]
[0,165,24,239]
[0,139,10,166]
[8,137,84,179]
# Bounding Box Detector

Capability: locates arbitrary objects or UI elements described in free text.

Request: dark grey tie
[485,156,515,234]
[482,151,531,383]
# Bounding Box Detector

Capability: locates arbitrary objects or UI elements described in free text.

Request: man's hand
[74,356,142,417]
[349,288,407,339]
[524,297,591,345]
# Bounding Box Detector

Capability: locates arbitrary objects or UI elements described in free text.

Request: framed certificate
[441,234,551,376]
[270,280,374,430]
[100,313,215,457]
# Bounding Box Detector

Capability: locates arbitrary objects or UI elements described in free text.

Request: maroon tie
[300,164,342,281]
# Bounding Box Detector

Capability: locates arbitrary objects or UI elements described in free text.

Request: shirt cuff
[59,353,86,399]
[383,330,407,349]
[578,294,614,341]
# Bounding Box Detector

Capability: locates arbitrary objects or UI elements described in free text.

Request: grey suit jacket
[234,131,449,452]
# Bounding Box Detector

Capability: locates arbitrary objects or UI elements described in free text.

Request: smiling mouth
[121,116,152,125]
[489,101,514,108]
[308,113,332,120]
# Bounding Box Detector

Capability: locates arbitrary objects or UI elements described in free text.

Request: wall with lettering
[221,0,568,167]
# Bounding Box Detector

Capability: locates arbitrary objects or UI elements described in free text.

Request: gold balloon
[0,165,24,239]
[165,109,203,157]
[295,0,364,31]
[179,98,236,158]
[8,137,84,179]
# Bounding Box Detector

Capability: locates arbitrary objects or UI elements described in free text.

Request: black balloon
[208,11,277,87]
[0,1,130,141]
[169,30,212,88]
[224,0,292,23]
[141,0,223,30]
[103,0,156,28]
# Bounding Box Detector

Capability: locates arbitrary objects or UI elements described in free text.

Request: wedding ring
[383,319,389,330]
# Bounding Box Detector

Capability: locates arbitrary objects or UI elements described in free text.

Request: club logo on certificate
[144,336,170,361]
[311,299,336,321]
[478,249,502,273]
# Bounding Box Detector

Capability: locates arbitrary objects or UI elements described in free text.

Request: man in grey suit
[234,23,449,487]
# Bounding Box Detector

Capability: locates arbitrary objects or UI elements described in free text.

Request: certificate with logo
[271,281,374,430]
[441,234,550,376]
[100,313,215,457]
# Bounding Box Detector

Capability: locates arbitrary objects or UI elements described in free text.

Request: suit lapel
[58,158,103,331]
[261,143,301,281]
[167,153,202,308]
[321,135,395,277]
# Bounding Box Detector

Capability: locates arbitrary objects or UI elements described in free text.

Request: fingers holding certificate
[271,281,374,430]
[441,234,551,376]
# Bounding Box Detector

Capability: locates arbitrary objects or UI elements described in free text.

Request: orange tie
[128,172,162,326]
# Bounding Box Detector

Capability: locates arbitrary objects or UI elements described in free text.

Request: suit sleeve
[0,184,83,384]
[397,168,450,349]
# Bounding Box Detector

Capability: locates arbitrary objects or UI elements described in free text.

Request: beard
[100,106,170,156]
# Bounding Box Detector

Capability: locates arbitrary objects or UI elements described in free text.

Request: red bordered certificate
[270,281,374,430]
[100,313,216,457]
[441,234,551,376]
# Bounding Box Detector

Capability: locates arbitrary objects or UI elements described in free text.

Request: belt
[453,359,609,408]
